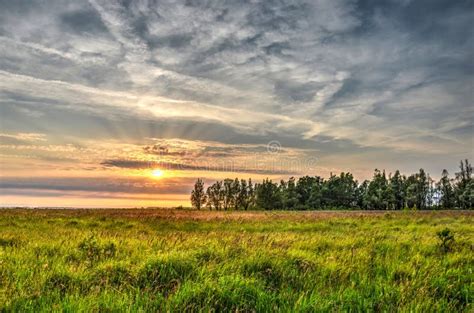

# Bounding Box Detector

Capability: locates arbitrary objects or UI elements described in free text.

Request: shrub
[391,269,412,284]
[436,228,455,253]
[66,220,80,227]
[0,237,21,248]
[290,256,316,274]
[43,273,77,295]
[77,236,117,262]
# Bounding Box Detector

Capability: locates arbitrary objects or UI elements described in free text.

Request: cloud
[100,159,298,175]
[0,176,195,195]
[143,144,187,157]
[0,133,47,142]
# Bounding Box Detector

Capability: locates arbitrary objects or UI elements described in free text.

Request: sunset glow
[151,169,164,178]
[0,1,472,208]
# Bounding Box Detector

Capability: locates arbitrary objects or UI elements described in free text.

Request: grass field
[0,209,473,312]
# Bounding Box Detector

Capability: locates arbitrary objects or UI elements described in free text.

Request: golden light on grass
[151,169,164,178]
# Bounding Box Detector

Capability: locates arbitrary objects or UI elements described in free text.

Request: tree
[282,177,298,210]
[308,177,324,209]
[365,169,389,210]
[231,178,241,210]
[356,180,369,209]
[323,172,358,208]
[222,178,236,210]
[255,179,282,210]
[191,178,206,210]
[405,174,418,209]
[435,170,452,208]
[206,181,223,210]
[427,175,436,208]
[193,160,470,211]
[296,176,323,209]
[388,170,405,210]
[403,169,430,210]
[454,159,473,209]
[416,169,429,209]
[236,179,249,210]
[247,179,256,210]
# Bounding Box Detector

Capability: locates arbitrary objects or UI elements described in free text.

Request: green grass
[0,209,473,312]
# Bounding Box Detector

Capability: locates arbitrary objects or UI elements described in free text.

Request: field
[0,209,473,312]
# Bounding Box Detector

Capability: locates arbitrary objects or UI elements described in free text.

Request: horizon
[1,0,473,207]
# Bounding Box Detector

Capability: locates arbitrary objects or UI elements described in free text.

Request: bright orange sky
[0,136,331,207]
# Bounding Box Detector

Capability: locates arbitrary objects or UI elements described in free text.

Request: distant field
[1,209,473,312]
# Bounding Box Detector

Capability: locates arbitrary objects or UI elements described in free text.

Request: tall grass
[0,209,472,312]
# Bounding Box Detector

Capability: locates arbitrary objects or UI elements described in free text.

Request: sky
[0,0,473,207]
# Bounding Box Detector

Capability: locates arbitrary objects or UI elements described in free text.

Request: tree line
[190,159,473,210]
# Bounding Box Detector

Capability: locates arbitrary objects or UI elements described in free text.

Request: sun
[151,169,164,178]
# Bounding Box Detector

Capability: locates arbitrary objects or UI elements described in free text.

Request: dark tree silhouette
[191,160,473,210]
[190,178,206,210]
